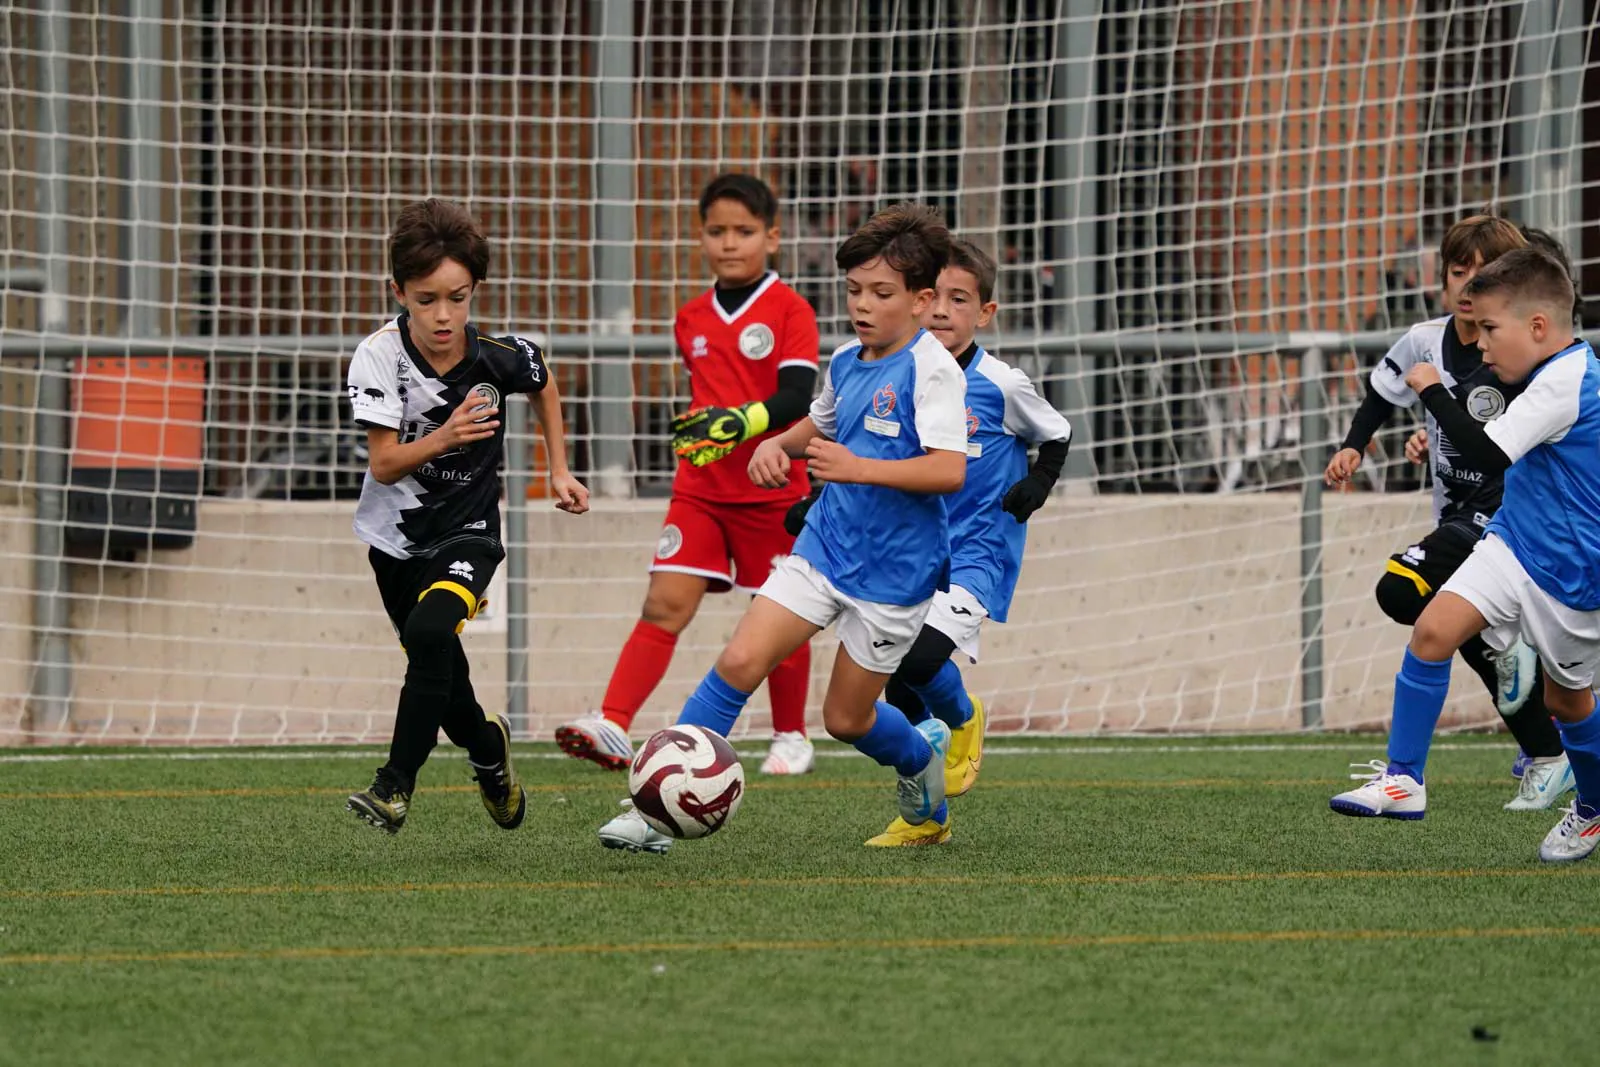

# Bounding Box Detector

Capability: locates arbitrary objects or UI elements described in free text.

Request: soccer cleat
[865,812,952,847]
[944,692,986,798]
[1538,802,1600,863]
[1511,749,1533,780]
[1504,754,1577,811]
[759,731,815,776]
[1328,760,1426,820]
[896,719,950,826]
[554,711,633,771]
[468,714,526,830]
[1492,637,1537,718]
[597,799,672,855]
[346,767,412,834]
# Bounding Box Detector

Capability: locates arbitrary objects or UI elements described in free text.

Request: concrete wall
[0,491,1503,745]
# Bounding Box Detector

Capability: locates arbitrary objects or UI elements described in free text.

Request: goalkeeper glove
[671,401,770,467]
[1000,473,1052,523]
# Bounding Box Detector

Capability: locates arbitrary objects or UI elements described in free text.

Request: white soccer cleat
[1538,802,1600,863]
[1328,759,1426,820]
[554,711,633,771]
[1504,754,1577,811]
[896,719,950,826]
[1492,637,1538,718]
[597,799,672,855]
[759,731,815,776]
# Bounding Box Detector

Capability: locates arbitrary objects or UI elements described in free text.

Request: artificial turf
[0,736,1593,1066]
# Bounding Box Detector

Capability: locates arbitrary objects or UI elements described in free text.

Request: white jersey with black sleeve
[347,315,549,559]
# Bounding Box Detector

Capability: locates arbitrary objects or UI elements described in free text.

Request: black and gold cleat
[347,767,411,834]
[470,714,526,830]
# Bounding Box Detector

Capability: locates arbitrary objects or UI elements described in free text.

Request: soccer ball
[628,724,745,839]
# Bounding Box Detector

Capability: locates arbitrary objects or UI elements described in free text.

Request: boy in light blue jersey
[598,203,970,853]
[862,239,1072,846]
[1329,248,1600,863]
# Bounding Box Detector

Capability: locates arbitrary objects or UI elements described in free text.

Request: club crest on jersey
[872,383,898,418]
[656,523,683,560]
[738,323,776,360]
[690,335,709,359]
[470,383,501,422]
[1466,385,1506,421]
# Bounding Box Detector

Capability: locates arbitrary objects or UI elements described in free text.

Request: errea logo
[448,561,474,580]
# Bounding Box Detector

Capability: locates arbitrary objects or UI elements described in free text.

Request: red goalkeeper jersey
[671,272,819,505]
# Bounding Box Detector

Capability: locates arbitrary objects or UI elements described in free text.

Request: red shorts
[650,496,797,594]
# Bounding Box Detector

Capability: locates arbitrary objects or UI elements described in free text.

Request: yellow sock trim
[1384,559,1431,598]
[421,581,478,620]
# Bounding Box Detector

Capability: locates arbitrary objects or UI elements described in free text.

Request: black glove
[784,488,821,536]
[1000,474,1051,523]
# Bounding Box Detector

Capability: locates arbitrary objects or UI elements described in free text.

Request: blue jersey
[948,347,1073,622]
[1484,341,1600,611]
[793,329,968,606]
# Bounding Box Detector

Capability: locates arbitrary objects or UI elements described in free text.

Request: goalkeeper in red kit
[555,174,821,775]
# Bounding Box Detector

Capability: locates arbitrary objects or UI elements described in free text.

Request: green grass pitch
[0,736,1595,1066]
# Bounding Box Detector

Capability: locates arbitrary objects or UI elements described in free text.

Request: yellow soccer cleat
[865,813,952,847]
[470,714,527,830]
[347,767,412,835]
[944,692,986,798]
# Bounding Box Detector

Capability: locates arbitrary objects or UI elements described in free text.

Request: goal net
[1,1,1593,744]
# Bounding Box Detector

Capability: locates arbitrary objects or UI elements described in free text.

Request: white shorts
[757,554,930,673]
[924,584,988,663]
[1441,533,1600,690]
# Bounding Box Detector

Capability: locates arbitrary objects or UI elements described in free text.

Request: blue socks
[676,671,751,737]
[912,660,974,730]
[1557,696,1600,816]
[1386,648,1453,782]
[853,701,933,777]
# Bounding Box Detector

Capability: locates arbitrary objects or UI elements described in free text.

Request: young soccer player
[1324,216,1571,811]
[1329,248,1600,862]
[858,239,1072,846]
[554,174,821,777]
[598,203,968,854]
[343,198,589,834]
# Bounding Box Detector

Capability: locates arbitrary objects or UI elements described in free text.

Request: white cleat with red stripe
[1538,802,1600,863]
[1329,760,1426,820]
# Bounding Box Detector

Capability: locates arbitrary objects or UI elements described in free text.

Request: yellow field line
[4,923,1597,968]
[5,865,1592,902]
[0,776,1519,802]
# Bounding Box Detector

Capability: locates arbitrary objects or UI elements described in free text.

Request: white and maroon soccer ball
[627,724,745,839]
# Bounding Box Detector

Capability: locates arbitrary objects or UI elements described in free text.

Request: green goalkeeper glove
[670,401,770,467]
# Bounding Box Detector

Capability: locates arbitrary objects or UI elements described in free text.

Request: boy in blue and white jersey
[597,203,970,853]
[1329,248,1600,863]
[862,239,1072,846]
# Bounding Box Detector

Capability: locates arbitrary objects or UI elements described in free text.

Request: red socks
[767,642,811,736]
[600,620,679,731]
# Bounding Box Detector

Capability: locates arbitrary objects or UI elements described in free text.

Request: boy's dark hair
[1519,225,1584,320]
[946,238,998,303]
[1439,214,1525,271]
[1463,247,1577,325]
[698,173,779,227]
[835,203,951,292]
[389,198,490,288]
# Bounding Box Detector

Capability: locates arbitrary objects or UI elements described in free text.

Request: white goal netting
[1,0,1594,744]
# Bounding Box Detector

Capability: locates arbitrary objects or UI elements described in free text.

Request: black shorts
[1386,520,1482,598]
[368,540,505,635]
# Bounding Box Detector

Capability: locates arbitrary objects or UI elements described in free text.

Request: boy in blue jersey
[863,239,1072,846]
[1329,248,1600,863]
[597,203,968,854]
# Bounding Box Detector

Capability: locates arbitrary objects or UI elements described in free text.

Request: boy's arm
[529,376,589,514]
[1327,331,1418,485]
[350,339,494,485]
[997,364,1073,521]
[805,349,966,494]
[1410,355,1583,474]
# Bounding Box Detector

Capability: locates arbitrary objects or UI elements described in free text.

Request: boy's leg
[727,499,814,748]
[678,592,822,736]
[599,571,710,729]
